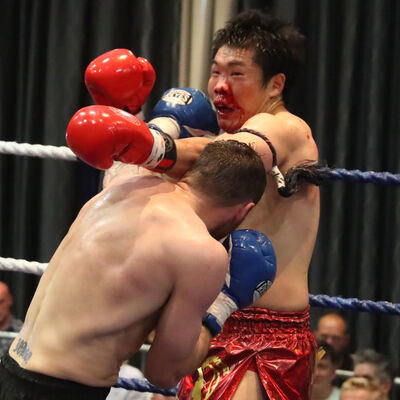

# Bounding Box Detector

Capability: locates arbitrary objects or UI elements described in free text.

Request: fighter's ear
[235,202,255,223]
[268,73,286,97]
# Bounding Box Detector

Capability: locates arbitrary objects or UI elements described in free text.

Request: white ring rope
[0,257,47,275]
[0,142,75,275]
[0,140,77,162]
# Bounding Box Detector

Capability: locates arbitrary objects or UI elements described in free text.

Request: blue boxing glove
[147,87,220,139]
[202,229,277,337]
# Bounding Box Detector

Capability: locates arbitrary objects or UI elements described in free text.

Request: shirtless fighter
[67,12,321,397]
[176,11,320,400]
[0,138,277,400]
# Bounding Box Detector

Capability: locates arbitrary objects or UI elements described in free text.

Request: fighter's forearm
[102,137,212,189]
[164,137,212,180]
[145,326,212,389]
[170,325,212,378]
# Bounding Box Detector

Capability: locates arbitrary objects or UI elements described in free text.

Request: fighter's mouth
[214,102,235,115]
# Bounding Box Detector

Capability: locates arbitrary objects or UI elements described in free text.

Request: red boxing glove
[66,105,176,172]
[85,49,156,114]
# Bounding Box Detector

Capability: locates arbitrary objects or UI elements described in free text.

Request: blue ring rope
[321,168,400,185]
[114,377,178,395]
[309,294,400,315]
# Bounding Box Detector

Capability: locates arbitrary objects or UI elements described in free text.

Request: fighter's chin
[217,116,241,134]
[216,110,246,133]
[211,221,241,241]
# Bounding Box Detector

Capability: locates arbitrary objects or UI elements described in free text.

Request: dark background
[1,0,399,388]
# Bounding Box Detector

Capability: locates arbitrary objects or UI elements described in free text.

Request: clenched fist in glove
[85,49,156,115]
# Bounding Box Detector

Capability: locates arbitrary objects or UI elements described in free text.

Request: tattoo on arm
[13,338,32,363]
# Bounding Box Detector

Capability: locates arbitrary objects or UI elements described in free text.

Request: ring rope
[309,294,400,315]
[0,141,77,162]
[1,140,400,185]
[1,257,399,315]
[320,167,400,185]
[113,377,178,395]
[0,257,47,275]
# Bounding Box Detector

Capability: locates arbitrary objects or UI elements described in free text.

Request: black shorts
[0,353,111,400]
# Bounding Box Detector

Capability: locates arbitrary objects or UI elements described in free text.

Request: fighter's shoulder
[279,113,318,159]
[281,113,312,141]
[250,113,317,161]
[246,112,311,139]
[170,234,228,271]
[102,162,165,189]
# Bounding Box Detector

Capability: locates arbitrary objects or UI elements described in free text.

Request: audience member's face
[340,389,376,400]
[313,356,336,390]
[354,362,389,395]
[315,314,349,353]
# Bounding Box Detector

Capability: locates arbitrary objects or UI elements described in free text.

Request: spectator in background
[312,340,342,400]
[353,349,393,400]
[340,377,383,400]
[314,312,353,370]
[0,281,23,356]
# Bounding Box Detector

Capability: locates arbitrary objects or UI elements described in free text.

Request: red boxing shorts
[177,306,317,400]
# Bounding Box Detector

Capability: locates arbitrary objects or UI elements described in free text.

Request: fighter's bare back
[9,174,223,386]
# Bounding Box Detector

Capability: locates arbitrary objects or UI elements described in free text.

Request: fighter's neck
[175,181,229,233]
[263,96,285,115]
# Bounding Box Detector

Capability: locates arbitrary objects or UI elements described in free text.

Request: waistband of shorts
[222,305,311,334]
[0,353,110,391]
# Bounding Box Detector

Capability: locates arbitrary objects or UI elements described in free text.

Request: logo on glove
[253,280,273,302]
[162,89,193,106]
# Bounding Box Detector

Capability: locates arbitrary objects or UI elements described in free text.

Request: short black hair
[212,9,305,101]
